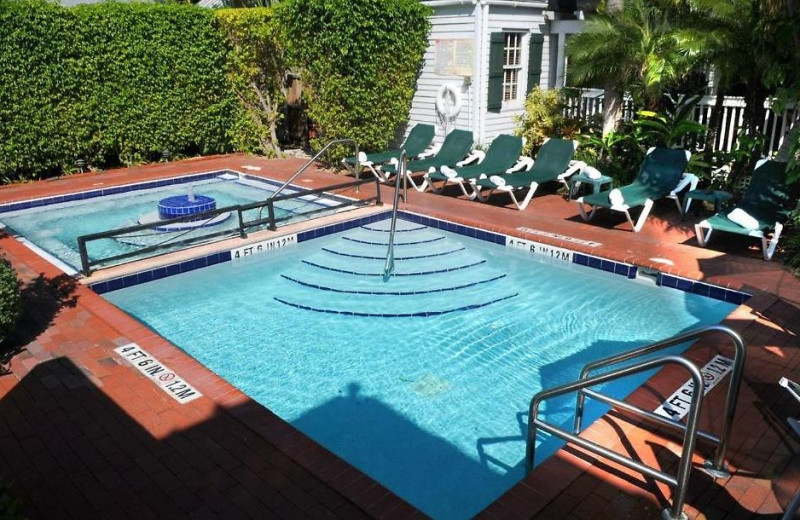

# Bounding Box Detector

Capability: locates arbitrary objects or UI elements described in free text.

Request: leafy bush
[514,87,582,156]
[0,260,21,346]
[0,1,238,182]
[576,121,645,186]
[216,8,286,157]
[276,0,431,163]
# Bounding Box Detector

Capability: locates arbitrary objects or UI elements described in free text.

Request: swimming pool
[103,214,737,520]
[0,171,351,272]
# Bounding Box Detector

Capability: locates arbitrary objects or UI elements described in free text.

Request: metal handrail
[269,139,360,201]
[382,150,406,281]
[573,325,745,477]
[527,355,706,520]
[76,175,381,275]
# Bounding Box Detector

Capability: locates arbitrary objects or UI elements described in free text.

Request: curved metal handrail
[573,324,745,475]
[527,355,706,520]
[382,150,406,281]
[268,138,360,201]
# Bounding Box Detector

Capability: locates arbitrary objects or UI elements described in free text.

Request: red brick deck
[1,155,798,519]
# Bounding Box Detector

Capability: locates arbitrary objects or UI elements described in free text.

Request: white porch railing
[562,88,800,155]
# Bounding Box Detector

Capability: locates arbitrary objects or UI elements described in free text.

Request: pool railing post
[355,143,360,193]
[375,177,383,206]
[236,207,247,238]
[267,200,277,231]
[77,236,91,276]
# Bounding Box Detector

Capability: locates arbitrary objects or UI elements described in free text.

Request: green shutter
[527,34,544,95]
[487,32,505,112]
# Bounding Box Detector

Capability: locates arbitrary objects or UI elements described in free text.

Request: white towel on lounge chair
[727,208,760,229]
[489,175,506,186]
[584,166,602,179]
[441,165,458,178]
[608,188,625,206]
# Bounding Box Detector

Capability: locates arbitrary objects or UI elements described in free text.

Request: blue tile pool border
[0,169,349,215]
[657,273,750,305]
[88,209,751,305]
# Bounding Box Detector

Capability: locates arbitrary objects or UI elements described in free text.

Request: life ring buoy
[436,84,462,120]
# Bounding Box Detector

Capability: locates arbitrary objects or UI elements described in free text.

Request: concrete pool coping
[1,154,799,519]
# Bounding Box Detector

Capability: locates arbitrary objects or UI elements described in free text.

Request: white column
[555,33,566,88]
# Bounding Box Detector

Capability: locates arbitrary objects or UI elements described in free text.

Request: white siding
[406,4,476,144]
[481,6,549,144]
[406,2,551,147]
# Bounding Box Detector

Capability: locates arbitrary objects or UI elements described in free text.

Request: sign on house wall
[435,39,474,77]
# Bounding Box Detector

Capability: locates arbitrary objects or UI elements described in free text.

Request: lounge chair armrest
[457,150,485,166]
[559,160,587,180]
[505,156,534,174]
[417,142,442,159]
[671,172,699,195]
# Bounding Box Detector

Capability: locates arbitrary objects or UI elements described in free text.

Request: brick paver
[1,155,799,519]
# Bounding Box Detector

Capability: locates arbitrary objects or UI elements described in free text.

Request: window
[502,33,523,102]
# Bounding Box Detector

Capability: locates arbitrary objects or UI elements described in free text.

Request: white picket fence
[562,88,800,155]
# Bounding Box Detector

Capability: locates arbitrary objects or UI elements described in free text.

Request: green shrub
[514,87,582,156]
[0,260,22,346]
[276,0,431,163]
[0,1,238,182]
[216,8,285,157]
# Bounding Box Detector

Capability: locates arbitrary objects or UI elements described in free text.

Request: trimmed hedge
[0,259,21,346]
[0,1,237,182]
[276,0,431,162]
[0,0,432,180]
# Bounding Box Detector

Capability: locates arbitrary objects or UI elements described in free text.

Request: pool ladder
[382,150,407,282]
[526,325,745,520]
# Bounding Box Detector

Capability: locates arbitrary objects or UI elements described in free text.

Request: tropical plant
[567,0,698,133]
[576,121,644,185]
[634,95,707,148]
[514,87,582,155]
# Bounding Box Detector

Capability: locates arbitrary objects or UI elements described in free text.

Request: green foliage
[567,0,696,109]
[276,0,431,164]
[0,1,237,182]
[576,122,644,185]
[0,260,22,346]
[216,8,285,157]
[634,96,707,148]
[514,87,582,156]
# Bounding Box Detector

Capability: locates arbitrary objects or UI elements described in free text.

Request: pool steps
[89,210,751,307]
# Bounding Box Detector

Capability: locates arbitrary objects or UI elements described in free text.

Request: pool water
[0,174,339,270]
[105,218,735,520]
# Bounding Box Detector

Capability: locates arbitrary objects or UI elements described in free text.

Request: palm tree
[567,0,695,135]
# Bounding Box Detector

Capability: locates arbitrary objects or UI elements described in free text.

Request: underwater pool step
[280,273,508,295]
[273,292,519,317]
[301,258,487,277]
[343,228,445,246]
[320,246,466,261]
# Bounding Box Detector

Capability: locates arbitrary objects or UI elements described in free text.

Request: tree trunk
[601,0,624,136]
[602,81,623,136]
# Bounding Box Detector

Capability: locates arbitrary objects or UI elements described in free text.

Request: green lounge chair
[380,129,474,191]
[577,147,695,232]
[343,124,435,179]
[423,134,524,197]
[695,159,792,260]
[470,138,582,210]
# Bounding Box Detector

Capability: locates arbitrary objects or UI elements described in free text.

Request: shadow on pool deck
[0,357,386,519]
[1,273,78,374]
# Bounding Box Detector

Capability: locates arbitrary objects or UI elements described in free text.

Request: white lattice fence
[563,89,799,155]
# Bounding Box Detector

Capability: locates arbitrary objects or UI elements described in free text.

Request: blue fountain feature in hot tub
[138,185,231,232]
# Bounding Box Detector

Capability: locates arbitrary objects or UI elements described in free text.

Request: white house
[407,0,585,146]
